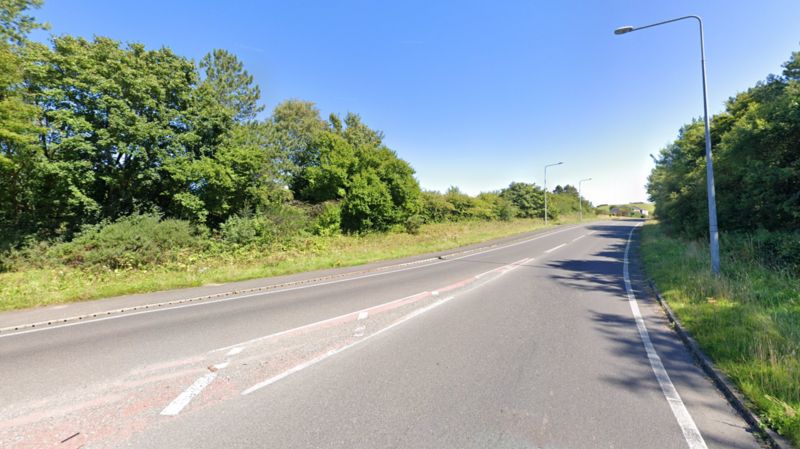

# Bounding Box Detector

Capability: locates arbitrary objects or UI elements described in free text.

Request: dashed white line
[160,372,218,416]
[572,234,585,242]
[622,224,708,449]
[544,243,566,253]
[241,295,457,396]
[226,347,244,357]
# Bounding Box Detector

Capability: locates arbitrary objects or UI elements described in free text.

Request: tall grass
[640,222,800,444]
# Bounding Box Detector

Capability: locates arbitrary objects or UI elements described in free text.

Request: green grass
[640,222,800,444]
[0,216,588,312]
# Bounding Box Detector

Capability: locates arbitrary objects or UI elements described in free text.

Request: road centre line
[622,224,708,449]
[226,347,244,356]
[241,257,530,396]
[544,243,567,253]
[211,257,530,354]
[0,226,580,339]
[572,234,585,242]
[160,372,218,416]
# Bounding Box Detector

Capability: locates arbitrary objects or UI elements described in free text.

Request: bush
[310,202,342,236]
[725,230,800,274]
[221,205,311,245]
[404,214,424,234]
[50,214,205,269]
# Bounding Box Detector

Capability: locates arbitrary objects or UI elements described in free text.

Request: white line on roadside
[544,243,566,253]
[1,226,582,339]
[160,372,218,416]
[622,225,708,449]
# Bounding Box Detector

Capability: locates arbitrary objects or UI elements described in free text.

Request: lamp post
[614,15,721,275]
[578,178,592,222]
[544,162,563,226]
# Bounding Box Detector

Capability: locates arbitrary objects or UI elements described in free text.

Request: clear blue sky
[28,1,800,205]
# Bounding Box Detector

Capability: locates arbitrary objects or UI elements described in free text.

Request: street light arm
[625,15,701,34]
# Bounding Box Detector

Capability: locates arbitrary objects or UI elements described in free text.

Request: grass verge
[0,217,586,312]
[640,222,800,444]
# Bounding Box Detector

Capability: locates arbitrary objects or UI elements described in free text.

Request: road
[0,220,762,449]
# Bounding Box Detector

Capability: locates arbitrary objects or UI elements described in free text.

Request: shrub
[311,202,342,236]
[404,214,424,234]
[221,205,311,245]
[50,214,205,269]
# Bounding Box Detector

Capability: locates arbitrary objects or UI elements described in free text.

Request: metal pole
[578,178,592,222]
[698,19,721,274]
[543,162,562,225]
[614,15,721,275]
[544,166,548,226]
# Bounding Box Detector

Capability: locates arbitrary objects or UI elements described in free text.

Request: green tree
[198,49,263,123]
[501,182,544,218]
[0,0,47,45]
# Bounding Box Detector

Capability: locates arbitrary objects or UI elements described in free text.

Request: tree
[501,182,544,218]
[198,49,263,123]
[0,0,47,45]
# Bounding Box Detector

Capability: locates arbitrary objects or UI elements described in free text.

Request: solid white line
[160,372,218,416]
[544,243,566,253]
[1,226,582,339]
[226,347,244,356]
[622,225,708,449]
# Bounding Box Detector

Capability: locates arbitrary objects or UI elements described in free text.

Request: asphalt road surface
[0,220,763,449]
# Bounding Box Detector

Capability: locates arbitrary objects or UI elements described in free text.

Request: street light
[544,162,563,226]
[578,178,592,222]
[614,15,721,275]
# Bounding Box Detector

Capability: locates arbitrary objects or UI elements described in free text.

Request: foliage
[648,49,800,238]
[45,214,205,270]
[500,182,544,218]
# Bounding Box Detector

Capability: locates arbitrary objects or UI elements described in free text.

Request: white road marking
[242,295,457,396]
[241,257,531,396]
[226,347,244,356]
[572,234,585,242]
[622,224,708,449]
[431,291,439,296]
[213,362,229,370]
[354,311,368,337]
[544,243,566,253]
[160,372,218,416]
[1,226,582,339]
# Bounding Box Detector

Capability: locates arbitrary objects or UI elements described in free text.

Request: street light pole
[578,178,592,222]
[544,162,563,226]
[615,15,721,275]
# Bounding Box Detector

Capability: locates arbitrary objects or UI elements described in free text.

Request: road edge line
[623,224,708,449]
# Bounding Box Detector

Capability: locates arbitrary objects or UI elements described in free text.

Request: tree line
[647,49,800,270]
[647,49,799,237]
[0,1,594,253]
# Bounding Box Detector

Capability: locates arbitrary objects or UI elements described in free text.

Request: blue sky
[29,1,800,205]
